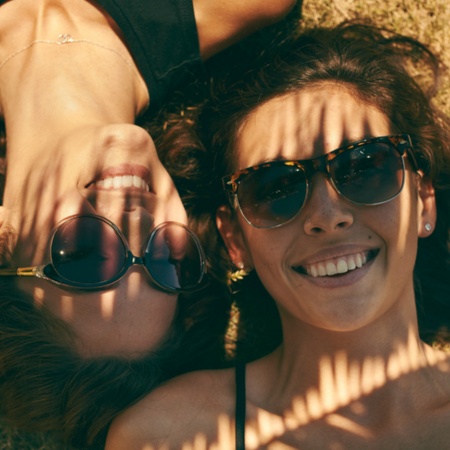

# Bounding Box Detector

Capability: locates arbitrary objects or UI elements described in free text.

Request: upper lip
[293,244,378,267]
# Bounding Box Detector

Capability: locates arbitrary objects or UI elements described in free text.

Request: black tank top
[94,0,202,113]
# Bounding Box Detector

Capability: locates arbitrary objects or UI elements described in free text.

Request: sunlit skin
[105,84,450,449]
[2,123,187,358]
[224,85,423,333]
[0,0,297,358]
[0,0,180,358]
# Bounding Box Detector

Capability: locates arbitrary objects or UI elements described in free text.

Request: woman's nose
[302,174,354,235]
[110,208,155,255]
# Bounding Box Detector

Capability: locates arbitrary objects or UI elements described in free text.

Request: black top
[235,362,246,450]
[95,0,202,113]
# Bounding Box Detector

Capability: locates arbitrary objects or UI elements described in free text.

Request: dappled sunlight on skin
[33,288,77,322]
[102,75,447,447]
[230,85,420,334]
[7,125,187,269]
[98,20,450,449]
[156,334,450,449]
[0,124,188,358]
[232,329,450,449]
[22,270,178,358]
[325,414,371,439]
[172,416,234,450]
[214,414,235,450]
[157,341,450,450]
[177,415,235,450]
[100,295,115,320]
[236,85,392,168]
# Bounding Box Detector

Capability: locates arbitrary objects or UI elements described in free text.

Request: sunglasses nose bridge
[303,155,342,204]
[305,153,329,175]
[304,154,331,185]
[130,254,144,266]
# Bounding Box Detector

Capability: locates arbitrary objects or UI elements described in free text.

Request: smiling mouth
[88,175,150,191]
[294,249,379,277]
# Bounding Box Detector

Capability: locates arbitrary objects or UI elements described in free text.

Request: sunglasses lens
[51,216,127,285]
[145,223,205,292]
[331,142,404,204]
[237,164,307,227]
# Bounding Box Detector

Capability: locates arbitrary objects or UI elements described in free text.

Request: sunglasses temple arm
[0,266,43,277]
[401,135,420,172]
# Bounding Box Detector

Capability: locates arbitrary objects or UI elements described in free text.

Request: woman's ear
[417,175,437,238]
[216,205,252,269]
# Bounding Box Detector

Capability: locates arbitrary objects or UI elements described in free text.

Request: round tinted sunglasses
[0,215,206,293]
[222,134,419,228]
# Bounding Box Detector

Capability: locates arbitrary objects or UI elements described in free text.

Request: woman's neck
[248,296,450,426]
[0,0,148,129]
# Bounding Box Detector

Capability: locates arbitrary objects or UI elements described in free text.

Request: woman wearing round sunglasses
[0,0,298,356]
[0,0,299,448]
[106,22,450,449]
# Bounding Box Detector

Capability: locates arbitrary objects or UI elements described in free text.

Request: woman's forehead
[236,86,390,167]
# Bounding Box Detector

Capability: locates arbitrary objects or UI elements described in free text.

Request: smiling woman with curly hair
[106,21,450,449]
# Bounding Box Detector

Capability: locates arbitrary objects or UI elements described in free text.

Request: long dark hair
[0,275,231,449]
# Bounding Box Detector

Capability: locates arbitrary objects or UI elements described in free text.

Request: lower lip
[294,255,376,289]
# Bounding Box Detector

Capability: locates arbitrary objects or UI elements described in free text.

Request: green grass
[1,0,448,448]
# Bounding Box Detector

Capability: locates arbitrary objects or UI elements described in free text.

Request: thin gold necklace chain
[0,34,131,69]
[0,33,149,106]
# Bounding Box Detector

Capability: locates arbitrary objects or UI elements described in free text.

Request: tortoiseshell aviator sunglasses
[222,134,419,229]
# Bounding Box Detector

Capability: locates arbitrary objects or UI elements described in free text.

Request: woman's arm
[194,0,299,59]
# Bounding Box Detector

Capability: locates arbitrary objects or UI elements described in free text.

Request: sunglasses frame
[0,214,207,293]
[222,134,418,228]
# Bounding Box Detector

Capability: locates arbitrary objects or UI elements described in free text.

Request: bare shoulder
[193,0,299,59]
[105,368,236,450]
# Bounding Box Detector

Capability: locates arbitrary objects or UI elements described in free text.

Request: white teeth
[355,254,363,268]
[113,176,122,189]
[305,252,370,278]
[336,259,348,274]
[92,175,150,191]
[326,262,337,276]
[122,175,133,187]
[347,258,356,270]
[318,263,326,276]
[132,175,141,188]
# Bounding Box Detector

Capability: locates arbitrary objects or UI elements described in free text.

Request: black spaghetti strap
[235,362,246,450]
